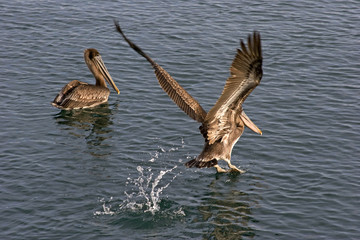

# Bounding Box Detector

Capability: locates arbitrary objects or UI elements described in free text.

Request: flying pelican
[114,22,263,173]
[52,48,120,110]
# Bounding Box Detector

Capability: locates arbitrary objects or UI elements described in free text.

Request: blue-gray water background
[1,1,359,239]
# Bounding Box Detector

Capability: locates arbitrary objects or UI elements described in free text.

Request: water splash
[149,138,185,162]
[120,165,178,215]
[95,139,185,216]
[149,151,159,162]
[94,197,115,216]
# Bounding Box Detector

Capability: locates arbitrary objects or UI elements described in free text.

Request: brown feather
[52,82,109,110]
[114,21,207,123]
[204,31,262,144]
[153,64,207,122]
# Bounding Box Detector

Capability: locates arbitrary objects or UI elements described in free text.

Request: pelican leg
[214,164,227,173]
[227,163,246,174]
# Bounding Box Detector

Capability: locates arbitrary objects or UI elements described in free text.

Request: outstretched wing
[114,21,207,123]
[204,32,262,144]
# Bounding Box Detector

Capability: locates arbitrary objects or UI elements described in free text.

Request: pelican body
[52,48,120,110]
[115,22,263,173]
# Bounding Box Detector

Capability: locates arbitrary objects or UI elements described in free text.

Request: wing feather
[115,21,207,122]
[154,63,207,122]
[204,31,263,144]
[52,82,109,110]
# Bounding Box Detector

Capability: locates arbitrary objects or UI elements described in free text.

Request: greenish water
[1,0,359,239]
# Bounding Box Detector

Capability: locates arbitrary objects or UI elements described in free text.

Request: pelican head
[84,48,120,94]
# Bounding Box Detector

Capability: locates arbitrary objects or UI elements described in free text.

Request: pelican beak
[240,111,262,135]
[94,55,120,94]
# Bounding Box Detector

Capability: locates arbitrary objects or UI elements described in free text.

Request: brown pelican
[52,48,120,110]
[114,22,263,173]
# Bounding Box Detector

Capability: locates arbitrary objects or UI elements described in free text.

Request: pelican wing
[52,80,110,110]
[204,32,263,144]
[114,21,207,122]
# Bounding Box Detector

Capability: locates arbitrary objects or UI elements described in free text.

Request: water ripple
[1,0,359,239]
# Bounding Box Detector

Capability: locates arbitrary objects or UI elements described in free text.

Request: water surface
[1,0,359,239]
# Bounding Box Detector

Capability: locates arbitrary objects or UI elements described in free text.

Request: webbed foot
[214,164,227,173]
[228,164,246,174]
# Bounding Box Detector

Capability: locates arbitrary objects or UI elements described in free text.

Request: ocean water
[1,0,359,239]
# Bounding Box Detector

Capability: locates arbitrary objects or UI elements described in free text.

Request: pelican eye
[88,50,99,60]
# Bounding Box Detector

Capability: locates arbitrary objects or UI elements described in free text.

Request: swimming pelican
[52,48,120,110]
[114,22,263,173]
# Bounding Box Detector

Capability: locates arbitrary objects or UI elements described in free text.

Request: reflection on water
[198,175,260,240]
[53,103,114,157]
